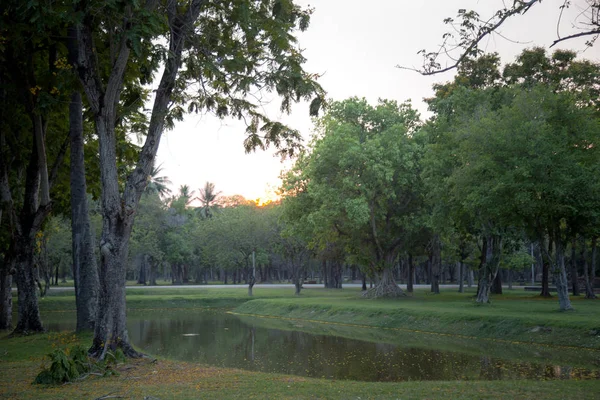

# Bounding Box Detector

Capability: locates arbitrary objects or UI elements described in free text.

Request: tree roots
[362,282,406,298]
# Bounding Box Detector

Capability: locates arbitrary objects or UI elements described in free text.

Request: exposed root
[362,282,406,298]
[89,338,145,360]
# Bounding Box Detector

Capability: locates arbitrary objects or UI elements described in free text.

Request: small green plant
[34,345,90,384]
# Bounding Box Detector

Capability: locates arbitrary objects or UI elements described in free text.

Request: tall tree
[284,98,422,298]
[68,26,100,332]
[196,181,221,219]
[72,0,323,358]
[440,85,600,309]
[0,1,71,332]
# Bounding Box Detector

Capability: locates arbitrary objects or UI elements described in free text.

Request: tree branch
[401,0,540,75]
[550,28,600,47]
[123,0,206,215]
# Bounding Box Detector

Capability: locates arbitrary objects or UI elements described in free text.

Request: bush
[34,345,90,384]
[34,345,125,385]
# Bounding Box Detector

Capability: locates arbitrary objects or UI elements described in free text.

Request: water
[45,310,600,382]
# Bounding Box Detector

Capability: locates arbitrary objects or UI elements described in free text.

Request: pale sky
[155,0,598,204]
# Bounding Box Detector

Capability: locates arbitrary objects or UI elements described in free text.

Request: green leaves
[282,98,423,270]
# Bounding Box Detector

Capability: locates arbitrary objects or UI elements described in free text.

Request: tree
[284,98,422,298]
[145,164,172,199]
[404,0,599,75]
[68,26,100,332]
[438,85,600,309]
[196,182,221,219]
[71,0,324,358]
[0,1,72,332]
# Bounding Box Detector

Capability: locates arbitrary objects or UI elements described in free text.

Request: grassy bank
[2,286,600,399]
[234,288,600,349]
[2,334,600,400]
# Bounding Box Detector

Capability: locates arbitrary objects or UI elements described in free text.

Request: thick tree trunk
[13,237,44,333]
[149,257,157,286]
[363,265,405,298]
[476,235,502,304]
[0,264,12,330]
[69,89,99,332]
[89,230,139,359]
[570,237,580,296]
[407,253,414,293]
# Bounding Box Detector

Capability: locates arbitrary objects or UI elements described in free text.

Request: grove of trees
[0,0,598,362]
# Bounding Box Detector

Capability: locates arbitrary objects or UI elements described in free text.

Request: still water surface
[47,310,600,382]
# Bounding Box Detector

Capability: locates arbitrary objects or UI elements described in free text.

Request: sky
[155,0,598,204]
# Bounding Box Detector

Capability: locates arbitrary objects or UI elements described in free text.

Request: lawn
[1,286,599,399]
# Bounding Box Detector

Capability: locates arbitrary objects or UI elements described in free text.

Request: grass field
[1,286,600,399]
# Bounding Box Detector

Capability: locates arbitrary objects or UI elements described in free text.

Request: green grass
[234,288,600,349]
[2,334,600,400]
[2,286,600,399]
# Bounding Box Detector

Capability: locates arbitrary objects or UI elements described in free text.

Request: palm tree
[145,164,172,199]
[196,181,222,219]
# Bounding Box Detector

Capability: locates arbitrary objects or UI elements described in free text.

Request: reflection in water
[46,311,600,382]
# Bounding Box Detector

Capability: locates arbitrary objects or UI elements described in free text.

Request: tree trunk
[69,88,99,332]
[407,253,414,293]
[540,239,552,297]
[507,269,513,290]
[589,237,597,299]
[476,235,502,304]
[491,270,502,294]
[361,272,367,291]
[467,268,474,287]
[552,237,573,311]
[458,262,464,293]
[570,237,580,296]
[0,264,12,330]
[430,236,441,294]
[363,253,405,298]
[582,236,596,299]
[149,257,157,286]
[89,229,139,359]
[75,0,205,358]
[137,255,147,285]
[13,237,44,333]
[248,252,256,296]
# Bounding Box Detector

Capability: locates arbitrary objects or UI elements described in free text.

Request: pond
[46,310,600,382]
